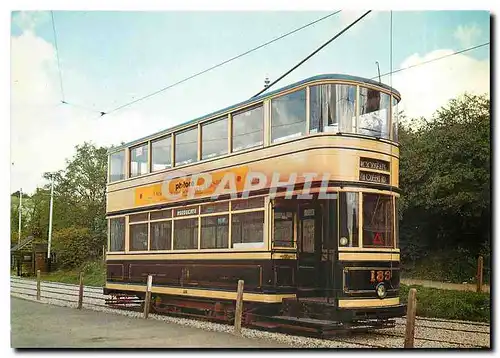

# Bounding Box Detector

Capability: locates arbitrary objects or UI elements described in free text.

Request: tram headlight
[376,282,387,299]
[339,237,348,246]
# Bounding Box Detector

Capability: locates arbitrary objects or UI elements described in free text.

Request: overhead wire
[50,11,65,103]
[252,10,372,98]
[371,42,490,81]
[101,10,343,116]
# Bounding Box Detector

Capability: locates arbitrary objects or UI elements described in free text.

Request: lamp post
[47,176,55,259]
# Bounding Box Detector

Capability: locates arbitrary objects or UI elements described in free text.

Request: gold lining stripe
[338,297,400,308]
[106,251,275,261]
[105,282,295,303]
[338,252,400,261]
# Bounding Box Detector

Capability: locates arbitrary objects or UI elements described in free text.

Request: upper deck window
[202,116,228,160]
[232,105,264,153]
[175,127,198,167]
[359,88,391,139]
[310,84,356,134]
[271,89,306,143]
[152,136,172,172]
[130,143,149,177]
[392,97,399,142]
[109,150,125,183]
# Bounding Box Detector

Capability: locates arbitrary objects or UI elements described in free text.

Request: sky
[10,10,490,194]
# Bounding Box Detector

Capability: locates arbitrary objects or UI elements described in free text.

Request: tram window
[152,136,172,172]
[231,197,265,211]
[324,198,338,249]
[339,192,359,247]
[173,218,199,249]
[231,211,265,248]
[201,215,229,249]
[232,105,264,152]
[129,213,148,223]
[129,223,148,251]
[175,127,198,166]
[392,97,399,142]
[271,89,306,143]
[359,88,391,139]
[310,84,356,134]
[150,209,172,220]
[109,217,125,251]
[274,210,294,248]
[150,221,172,250]
[362,193,394,248]
[201,202,229,214]
[395,197,399,248]
[202,116,228,160]
[109,150,125,182]
[130,143,149,177]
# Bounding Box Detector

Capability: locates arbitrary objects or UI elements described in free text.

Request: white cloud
[391,49,489,120]
[10,30,164,194]
[454,23,482,48]
[12,11,50,32]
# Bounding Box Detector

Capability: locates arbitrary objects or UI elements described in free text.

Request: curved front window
[359,88,391,139]
[310,84,356,134]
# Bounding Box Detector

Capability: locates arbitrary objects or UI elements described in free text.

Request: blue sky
[10,10,490,193]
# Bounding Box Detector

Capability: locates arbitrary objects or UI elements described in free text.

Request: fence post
[404,288,417,348]
[77,272,84,309]
[36,269,41,300]
[476,255,484,293]
[143,275,153,319]
[234,280,244,335]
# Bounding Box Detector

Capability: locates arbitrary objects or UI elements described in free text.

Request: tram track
[10,277,490,348]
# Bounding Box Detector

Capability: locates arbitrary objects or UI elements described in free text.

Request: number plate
[370,270,392,283]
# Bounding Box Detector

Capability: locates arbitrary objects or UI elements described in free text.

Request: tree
[399,93,490,278]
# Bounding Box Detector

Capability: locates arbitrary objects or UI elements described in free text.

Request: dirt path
[401,278,490,293]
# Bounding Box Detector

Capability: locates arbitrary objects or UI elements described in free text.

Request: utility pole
[47,176,55,259]
[375,61,381,83]
[18,188,22,246]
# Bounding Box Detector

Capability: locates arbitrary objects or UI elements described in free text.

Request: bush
[400,284,490,322]
[52,227,105,269]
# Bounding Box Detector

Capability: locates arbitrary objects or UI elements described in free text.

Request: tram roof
[110,73,401,153]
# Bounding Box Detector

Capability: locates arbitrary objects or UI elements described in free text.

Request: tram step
[269,315,341,328]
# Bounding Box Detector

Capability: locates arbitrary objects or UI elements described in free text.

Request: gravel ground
[10,277,490,349]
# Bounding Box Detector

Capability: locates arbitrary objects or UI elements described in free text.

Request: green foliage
[52,227,105,269]
[399,93,490,277]
[41,259,105,287]
[399,284,490,323]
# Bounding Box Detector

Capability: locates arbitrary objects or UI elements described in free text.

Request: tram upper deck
[106,74,401,214]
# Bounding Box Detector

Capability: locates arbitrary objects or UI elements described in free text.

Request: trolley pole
[18,188,22,246]
[47,177,54,259]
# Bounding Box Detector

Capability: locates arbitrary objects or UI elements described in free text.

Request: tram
[103,74,405,331]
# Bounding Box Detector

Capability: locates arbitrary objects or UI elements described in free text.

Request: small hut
[11,237,56,276]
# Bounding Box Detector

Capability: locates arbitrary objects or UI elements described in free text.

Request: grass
[399,284,490,323]
[40,260,105,287]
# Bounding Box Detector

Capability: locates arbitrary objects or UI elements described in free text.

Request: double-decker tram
[104,74,405,333]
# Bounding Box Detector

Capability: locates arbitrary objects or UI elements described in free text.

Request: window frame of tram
[130,143,149,178]
[272,199,296,248]
[150,209,173,251]
[109,150,126,183]
[232,104,264,153]
[129,213,149,251]
[309,84,357,134]
[271,89,306,144]
[361,193,394,248]
[358,87,391,139]
[109,217,125,252]
[174,126,198,167]
[151,135,172,172]
[201,116,228,160]
[338,192,359,248]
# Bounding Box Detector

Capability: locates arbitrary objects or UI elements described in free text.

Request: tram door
[297,203,323,297]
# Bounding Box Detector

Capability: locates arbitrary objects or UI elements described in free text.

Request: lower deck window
[339,192,359,247]
[174,218,199,250]
[231,211,264,248]
[150,221,172,250]
[130,223,148,251]
[201,215,229,249]
[109,217,125,251]
[362,193,394,248]
[273,210,294,247]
